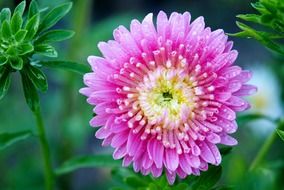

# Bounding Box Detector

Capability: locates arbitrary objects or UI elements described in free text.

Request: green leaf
[55,154,121,175]
[6,46,17,55]
[14,1,26,17]
[236,14,262,25]
[173,183,189,190]
[0,8,11,23]
[14,29,28,42]
[276,129,284,141]
[11,12,23,34]
[125,176,148,187]
[237,113,275,125]
[0,56,8,66]
[211,186,234,190]
[36,29,75,43]
[0,69,11,100]
[40,60,90,74]
[17,42,34,55]
[28,0,39,19]
[38,2,73,33]
[35,44,58,57]
[20,71,39,112]
[25,13,40,40]
[220,147,233,156]
[9,56,23,70]
[1,20,12,39]
[234,1,284,56]
[26,65,48,92]
[192,166,222,190]
[0,130,32,150]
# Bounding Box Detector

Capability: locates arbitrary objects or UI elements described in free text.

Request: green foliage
[237,113,276,125]
[55,154,121,175]
[40,60,90,74]
[110,165,224,190]
[191,166,222,190]
[21,71,39,112]
[276,119,284,142]
[0,0,75,107]
[276,129,284,141]
[0,68,11,99]
[0,130,32,150]
[232,0,284,55]
[38,2,72,33]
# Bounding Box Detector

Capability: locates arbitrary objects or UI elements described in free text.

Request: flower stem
[249,119,284,171]
[34,106,54,190]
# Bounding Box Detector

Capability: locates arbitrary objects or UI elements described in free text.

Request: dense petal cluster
[80,11,256,184]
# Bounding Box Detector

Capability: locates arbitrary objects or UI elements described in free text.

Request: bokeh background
[0,0,284,189]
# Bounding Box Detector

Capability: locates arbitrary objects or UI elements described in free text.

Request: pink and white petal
[176,167,187,179]
[233,70,252,83]
[111,130,128,148]
[157,11,169,41]
[164,148,179,171]
[233,84,257,96]
[212,50,238,71]
[122,155,133,167]
[207,143,222,165]
[114,26,142,57]
[185,154,201,168]
[220,134,238,146]
[206,133,221,144]
[102,134,114,146]
[79,87,93,97]
[151,165,163,178]
[113,144,127,159]
[200,142,216,164]
[216,105,236,121]
[179,154,193,174]
[126,132,142,156]
[95,127,111,139]
[166,170,176,185]
[142,153,154,169]
[133,157,143,172]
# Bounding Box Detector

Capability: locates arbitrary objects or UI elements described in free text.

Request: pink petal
[126,132,142,156]
[164,148,179,171]
[166,170,176,185]
[233,84,257,96]
[113,145,127,159]
[233,70,252,83]
[206,133,221,144]
[217,105,236,121]
[179,154,193,174]
[200,142,216,164]
[95,127,111,139]
[111,130,128,148]
[151,165,163,178]
[122,155,133,167]
[207,143,222,165]
[220,134,238,146]
[157,11,169,40]
[186,154,200,168]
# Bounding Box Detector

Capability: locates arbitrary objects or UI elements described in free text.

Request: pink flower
[80,11,256,184]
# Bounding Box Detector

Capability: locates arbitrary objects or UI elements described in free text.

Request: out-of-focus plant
[232,0,284,55]
[55,149,232,190]
[0,1,89,190]
[232,0,284,181]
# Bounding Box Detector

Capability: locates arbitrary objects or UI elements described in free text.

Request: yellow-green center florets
[138,67,195,129]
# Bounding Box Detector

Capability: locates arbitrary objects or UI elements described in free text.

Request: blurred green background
[0,0,284,189]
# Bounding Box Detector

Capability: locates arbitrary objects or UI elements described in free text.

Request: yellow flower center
[138,67,195,129]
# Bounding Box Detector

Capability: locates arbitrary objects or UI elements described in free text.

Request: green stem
[249,119,284,171]
[34,107,54,190]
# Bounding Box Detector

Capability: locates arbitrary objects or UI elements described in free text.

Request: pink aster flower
[80,11,256,184]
